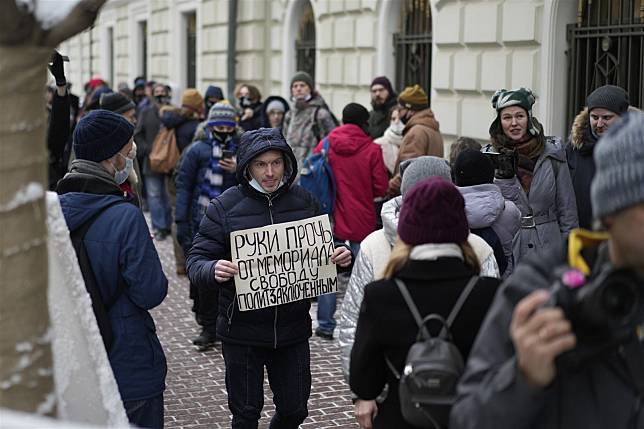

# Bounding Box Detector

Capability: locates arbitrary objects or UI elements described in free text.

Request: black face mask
[239,96,252,108]
[214,131,233,141]
[205,101,214,112]
[155,95,169,105]
[400,110,411,125]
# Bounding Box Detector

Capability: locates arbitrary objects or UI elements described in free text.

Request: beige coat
[387,108,444,196]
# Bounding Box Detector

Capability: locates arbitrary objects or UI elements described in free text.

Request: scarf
[491,118,546,193]
[197,134,238,215]
[410,243,464,261]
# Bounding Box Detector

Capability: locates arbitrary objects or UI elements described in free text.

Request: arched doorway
[394,0,433,95]
[567,0,643,122]
[295,1,316,82]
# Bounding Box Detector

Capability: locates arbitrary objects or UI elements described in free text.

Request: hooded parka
[459,184,521,277]
[313,124,389,242]
[57,160,168,402]
[186,128,350,348]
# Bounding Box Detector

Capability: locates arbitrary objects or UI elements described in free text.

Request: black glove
[493,151,518,179]
[48,51,66,87]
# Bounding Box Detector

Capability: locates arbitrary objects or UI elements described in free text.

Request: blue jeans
[222,341,311,429]
[123,394,164,429]
[145,173,171,231]
[317,240,360,335]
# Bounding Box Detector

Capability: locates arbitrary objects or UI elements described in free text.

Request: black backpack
[70,200,130,352]
[471,226,507,276]
[386,276,478,429]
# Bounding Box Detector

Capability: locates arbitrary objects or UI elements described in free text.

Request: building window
[139,20,148,79]
[295,1,316,82]
[185,12,197,88]
[394,0,432,96]
[567,0,643,122]
[107,26,114,87]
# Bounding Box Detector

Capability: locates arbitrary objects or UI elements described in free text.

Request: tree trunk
[0,0,106,415]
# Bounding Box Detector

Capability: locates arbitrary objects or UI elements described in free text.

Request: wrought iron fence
[394,0,432,98]
[567,0,643,123]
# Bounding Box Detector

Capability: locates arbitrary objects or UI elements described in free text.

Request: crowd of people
[45,48,644,429]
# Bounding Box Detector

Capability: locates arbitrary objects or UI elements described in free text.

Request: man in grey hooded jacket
[451,111,644,429]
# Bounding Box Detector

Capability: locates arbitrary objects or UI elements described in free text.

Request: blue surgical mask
[248,176,285,194]
[111,153,134,185]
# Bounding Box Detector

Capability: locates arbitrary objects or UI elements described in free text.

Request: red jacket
[315,124,389,242]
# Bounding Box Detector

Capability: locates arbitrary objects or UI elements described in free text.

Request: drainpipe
[227,0,238,99]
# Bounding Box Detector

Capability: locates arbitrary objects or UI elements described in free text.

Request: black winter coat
[368,95,398,139]
[133,103,161,175]
[187,129,346,348]
[350,258,500,429]
[47,91,70,190]
[565,108,597,229]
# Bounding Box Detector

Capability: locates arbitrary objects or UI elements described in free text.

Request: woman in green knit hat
[486,87,578,263]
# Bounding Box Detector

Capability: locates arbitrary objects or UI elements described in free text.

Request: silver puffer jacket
[338,196,500,382]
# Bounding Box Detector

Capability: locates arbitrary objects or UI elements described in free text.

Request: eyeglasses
[251,158,283,170]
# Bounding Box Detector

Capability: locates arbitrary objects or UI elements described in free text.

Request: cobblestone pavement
[151,234,360,428]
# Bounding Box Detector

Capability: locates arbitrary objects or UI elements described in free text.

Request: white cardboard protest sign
[230,214,338,311]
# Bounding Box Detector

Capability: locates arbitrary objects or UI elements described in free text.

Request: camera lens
[600,280,637,321]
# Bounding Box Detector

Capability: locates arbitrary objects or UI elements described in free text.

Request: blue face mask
[111,153,133,185]
[248,176,285,194]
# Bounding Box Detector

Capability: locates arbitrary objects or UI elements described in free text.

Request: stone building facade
[60,0,643,146]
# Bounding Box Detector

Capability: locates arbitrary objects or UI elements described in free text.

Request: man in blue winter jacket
[187,127,353,428]
[57,109,168,429]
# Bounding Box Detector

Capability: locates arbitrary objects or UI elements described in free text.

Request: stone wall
[59,0,578,144]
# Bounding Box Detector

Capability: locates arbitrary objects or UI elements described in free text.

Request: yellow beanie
[181,88,204,112]
[398,84,429,110]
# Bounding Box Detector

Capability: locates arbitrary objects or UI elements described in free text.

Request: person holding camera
[175,102,240,350]
[451,111,644,429]
[485,88,578,263]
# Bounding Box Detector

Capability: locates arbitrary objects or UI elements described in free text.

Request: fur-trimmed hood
[570,105,641,149]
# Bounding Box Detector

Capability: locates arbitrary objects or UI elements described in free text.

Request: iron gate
[567,0,643,123]
[296,2,316,83]
[394,0,432,96]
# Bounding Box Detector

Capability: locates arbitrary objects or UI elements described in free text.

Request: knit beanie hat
[291,71,314,91]
[205,85,224,100]
[453,149,495,187]
[586,85,629,115]
[342,103,370,127]
[400,156,452,197]
[100,92,136,114]
[398,85,429,110]
[371,76,394,95]
[490,87,539,136]
[591,111,644,219]
[73,109,134,162]
[398,177,469,245]
[207,102,238,127]
[91,86,113,104]
[265,99,286,114]
[181,88,204,113]
[133,78,146,89]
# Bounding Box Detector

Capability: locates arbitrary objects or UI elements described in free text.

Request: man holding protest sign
[186,127,353,428]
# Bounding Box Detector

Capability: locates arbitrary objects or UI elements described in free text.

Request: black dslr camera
[480,145,518,179]
[547,266,644,367]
